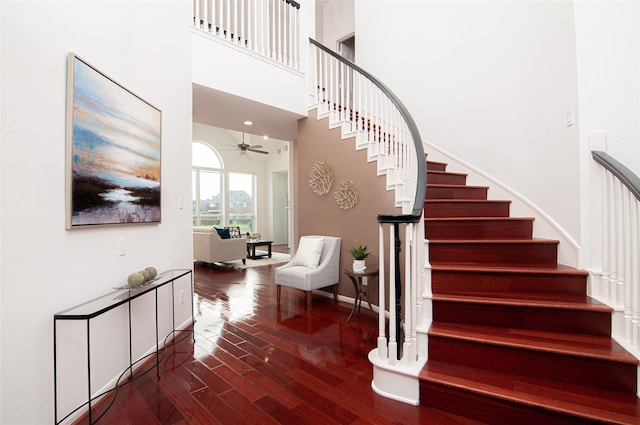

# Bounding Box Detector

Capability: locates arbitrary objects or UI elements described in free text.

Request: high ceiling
[192,83,303,146]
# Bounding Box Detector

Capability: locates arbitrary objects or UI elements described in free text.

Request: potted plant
[350,245,370,272]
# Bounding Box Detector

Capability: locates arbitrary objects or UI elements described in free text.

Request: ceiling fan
[226,133,269,155]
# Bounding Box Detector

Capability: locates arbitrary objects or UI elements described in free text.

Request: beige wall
[294,110,400,302]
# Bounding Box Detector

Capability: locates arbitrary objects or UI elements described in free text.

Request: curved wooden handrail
[592,150,640,202]
[309,38,426,223]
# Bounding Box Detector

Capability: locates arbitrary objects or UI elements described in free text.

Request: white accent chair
[193,227,247,265]
[275,236,341,311]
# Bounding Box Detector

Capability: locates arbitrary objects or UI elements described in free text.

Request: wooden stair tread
[421,156,640,422]
[428,323,637,364]
[431,263,589,275]
[426,216,535,222]
[427,160,448,167]
[428,170,467,177]
[426,199,511,204]
[427,183,490,190]
[433,292,611,311]
[420,361,640,424]
[430,238,559,244]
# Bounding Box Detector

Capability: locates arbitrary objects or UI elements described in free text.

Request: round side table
[344,268,379,322]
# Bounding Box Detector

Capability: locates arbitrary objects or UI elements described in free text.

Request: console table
[53,269,194,425]
[246,240,273,259]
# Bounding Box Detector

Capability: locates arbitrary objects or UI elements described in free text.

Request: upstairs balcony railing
[591,150,640,357]
[309,39,428,400]
[193,0,300,70]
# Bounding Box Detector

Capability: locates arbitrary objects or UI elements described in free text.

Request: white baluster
[292,5,298,69]
[339,62,345,123]
[284,1,288,65]
[632,198,640,351]
[219,0,224,37]
[624,190,633,341]
[224,0,230,39]
[202,0,208,31]
[239,0,245,45]
[211,0,217,34]
[378,224,387,360]
[194,0,200,28]
[268,0,273,57]
[258,0,263,53]
[403,223,415,365]
[276,0,282,62]
[604,173,613,302]
[388,224,397,365]
[322,51,328,112]
[616,180,625,311]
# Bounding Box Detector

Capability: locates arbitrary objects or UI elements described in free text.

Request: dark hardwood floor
[82,261,477,425]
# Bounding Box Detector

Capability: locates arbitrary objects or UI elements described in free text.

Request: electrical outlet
[179,290,185,304]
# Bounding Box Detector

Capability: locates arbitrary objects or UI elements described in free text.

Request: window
[192,142,224,227]
[228,172,256,234]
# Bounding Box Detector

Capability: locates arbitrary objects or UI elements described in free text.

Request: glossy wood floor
[82,260,479,425]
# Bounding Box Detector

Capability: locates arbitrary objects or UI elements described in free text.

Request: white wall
[191,8,312,119]
[575,1,640,172]
[355,1,582,246]
[0,1,193,424]
[573,1,640,268]
[316,0,354,48]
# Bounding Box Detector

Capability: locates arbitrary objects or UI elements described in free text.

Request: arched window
[192,141,224,227]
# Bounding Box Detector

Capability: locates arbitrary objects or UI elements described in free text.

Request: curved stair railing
[309,39,429,404]
[591,150,640,357]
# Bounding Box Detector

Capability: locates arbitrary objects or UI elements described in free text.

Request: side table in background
[344,267,379,322]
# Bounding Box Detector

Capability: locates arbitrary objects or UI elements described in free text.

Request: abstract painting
[66,53,161,228]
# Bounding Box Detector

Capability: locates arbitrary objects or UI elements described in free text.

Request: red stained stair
[420,160,640,424]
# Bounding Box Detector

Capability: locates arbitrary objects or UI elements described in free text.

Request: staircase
[419,159,640,424]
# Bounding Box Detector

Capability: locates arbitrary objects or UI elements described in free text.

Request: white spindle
[202,0,208,32]
[606,173,615,300]
[339,62,345,122]
[403,224,413,365]
[624,190,633,341]
[616,180,625,309]
[279,0,284,63]
[378,224,387,359]
[633,198,640,351]
[388,224,397,365]
[240,0,245,44]
[292,5,298,68]
[216,0,228,37]
[284,1,289,66]
[194,0,201,28]
[211,0,217,34]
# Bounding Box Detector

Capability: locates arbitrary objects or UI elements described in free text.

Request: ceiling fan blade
[249,144,263,149]
[247,148,269,154]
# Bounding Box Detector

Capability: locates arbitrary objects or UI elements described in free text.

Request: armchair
[275,235,341,311]
[193,227,247,265]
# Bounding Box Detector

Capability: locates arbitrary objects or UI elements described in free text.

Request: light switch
[117,238,127,256]
[566,109,574,127]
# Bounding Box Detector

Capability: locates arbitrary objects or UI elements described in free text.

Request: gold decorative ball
[127,272,146,287]
[144,266,158,280]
